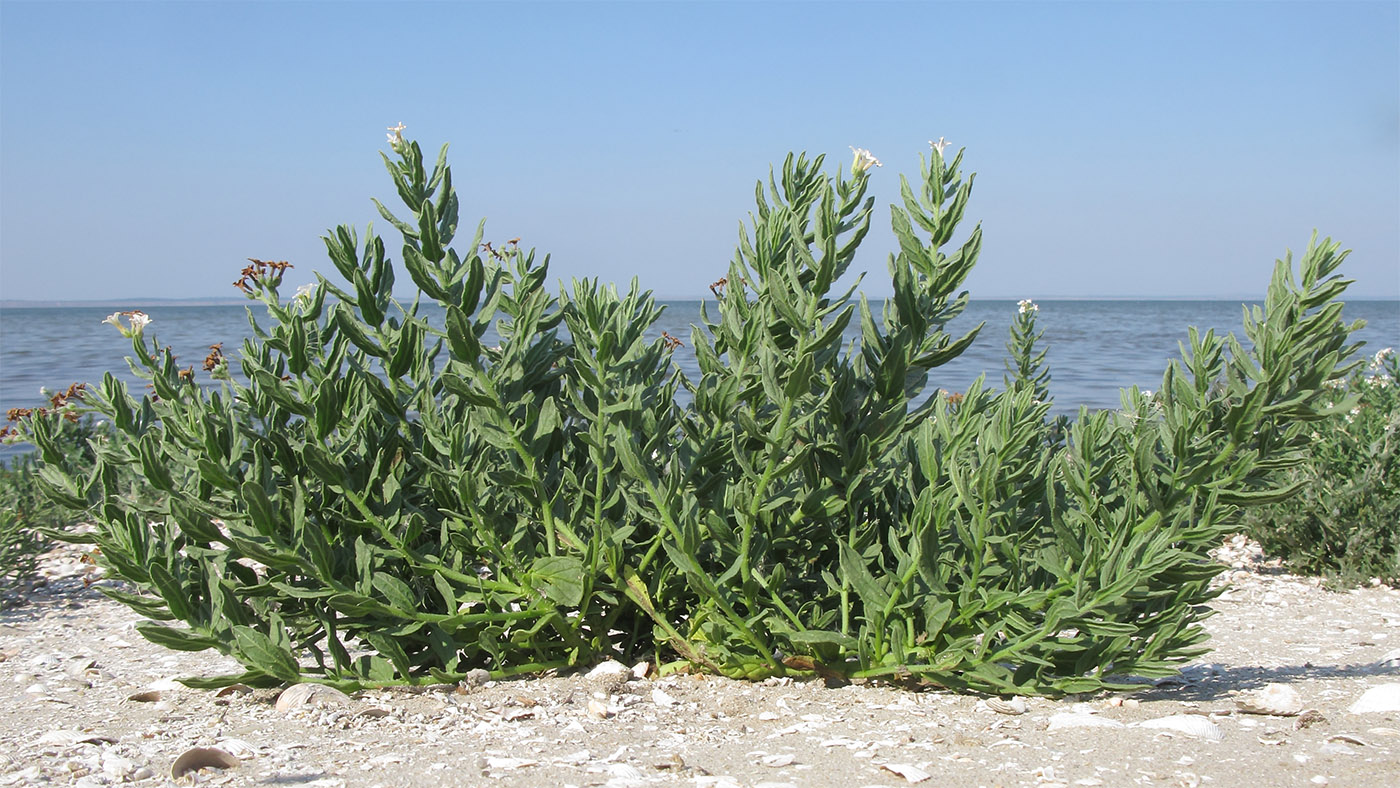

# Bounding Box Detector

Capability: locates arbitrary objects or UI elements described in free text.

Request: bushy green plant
[1240,349,1398,586]
[21,131,1362,695]
[1,392,109,588]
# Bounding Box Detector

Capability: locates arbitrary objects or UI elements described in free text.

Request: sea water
[2,299,1396,463]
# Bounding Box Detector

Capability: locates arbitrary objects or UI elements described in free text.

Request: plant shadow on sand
[1131,659,1400,703]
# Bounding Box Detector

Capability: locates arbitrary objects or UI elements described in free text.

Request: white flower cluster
[1017,299,1038,315]
[849,146,881,173]
[1370,347,1394,371]
[102,310,151,338]
[930,137,950,155]
[386,122,406,147]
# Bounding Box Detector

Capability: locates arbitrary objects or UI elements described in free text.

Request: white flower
[294,283,316,302]
[386,122,406,145]
[849,146,881,173]
[930,137,950,155]
[1141,389,1153,399]
[1371,347,1394,371]
[102,310,151,338]
[1017,299,1038,315]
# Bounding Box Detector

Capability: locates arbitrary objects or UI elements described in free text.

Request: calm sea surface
[2,300,1396,463]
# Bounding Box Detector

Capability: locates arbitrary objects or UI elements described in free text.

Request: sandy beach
[2,536,1398,787]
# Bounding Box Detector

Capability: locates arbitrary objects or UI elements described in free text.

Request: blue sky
[1,0,1396,302]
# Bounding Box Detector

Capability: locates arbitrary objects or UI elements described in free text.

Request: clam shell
[274,682,353,713]
[1236,683,1304,716]
[1135,714,1224,741]
[170,746,240,779]
[1047,712,1126,732]
[1349,683,1400,714]
[214,738,257,759]
[987,697,1027,715]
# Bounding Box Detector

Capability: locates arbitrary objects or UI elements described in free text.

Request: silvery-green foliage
[27,136,1362,695]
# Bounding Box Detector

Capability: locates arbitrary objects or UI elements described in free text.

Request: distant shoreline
[0,298,250,309]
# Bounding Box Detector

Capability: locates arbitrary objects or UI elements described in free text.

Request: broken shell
[1135,714,1225,741]
[1349,684,1400,714]
[214,683,253,697]
[587,698,610,719]
[1295,710,1327,729]
[274,682,353,713]
[126,690,162,703]
[1327,734,1369,746]
[170,746,240,779]
[652,688,678,708]
[356,707,392,719]
[987,697,1027,715]
[631,661,651,680]
[461,668,491,687]
[38,730,117,747]
[1236,683,1304,716]
[1047,712,1126,732]
[880,763,932,783]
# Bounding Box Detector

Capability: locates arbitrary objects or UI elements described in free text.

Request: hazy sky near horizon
[1,0,1397,303]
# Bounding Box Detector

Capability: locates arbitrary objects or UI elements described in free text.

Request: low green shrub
[1,389,108,588]
[17,132,1363,694]
[1241,348,1399,586]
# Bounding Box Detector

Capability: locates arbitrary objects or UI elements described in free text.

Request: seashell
[631,661,651,680]
[484,756,537,770]
[652,688,677,708]
[38,730,116,747]
[586,660,629,682]
[101,753,136,780]
[1047,712,1126,732]
[356,707,392,719]
[879,763,932,783]
[760,753,795,767]
[274,682,353,713]
[1367,726,1400,738]
[987,697,1027,715]
[215,738,257,759]
[585,660,631,693]
[1327,734,1369,746]
[606,763,644,780]
[1349,683,1400,714]
[1134,714,1224,741]
[461,668,491,687]
[170,746,240,779]
[127,690,162,703]
[214,683,253,697]
[1236,683,1304,716]
[1374,648,1400,668]
[587,698,610,719]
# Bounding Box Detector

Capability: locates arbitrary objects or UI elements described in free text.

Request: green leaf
[232,625,302,682]
[838,540,890,610]
[136,622,222,652]
[529,555,585,607]
[372,572,418,613]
